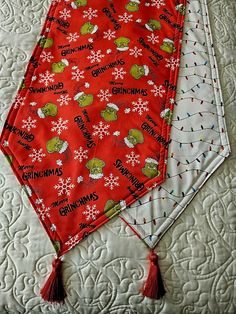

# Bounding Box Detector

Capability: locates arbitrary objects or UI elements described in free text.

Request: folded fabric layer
[120,0,230,249]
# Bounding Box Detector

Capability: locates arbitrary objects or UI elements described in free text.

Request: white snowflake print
[59,8,71,20]
[83,205,100,221]
[87,50,105,63]
[112,67,127,80]
[129,46,143,58]
[65,234,79,249]
[54,177,75,196]
[51,117,68,135]
[113,131,120,136]
[40,51,54,62]
[118,12,133,23]
[97,89,112,102]
[22,116,37,132]
[126,151,140,167]
[36,204,51,221]
[132,98,149,115]
[92,121,110,139]
[67,32,79,43]
[29,148,46,162]
[77,176,83,183]
[151,84,166,97]
[13,95,25,109]
[124,108,131,114]
[74,146,88,162]
[83,7,98,20]
[72,67,85,81]
[104,173,120,190]
[103,29,116,40]
[39,71,55,87]
[165,57,180,71]
[56,159,63,166]
[57,94,71,106]
[151,0,166,9]
[169,98,175,104]
[147,33,159,44]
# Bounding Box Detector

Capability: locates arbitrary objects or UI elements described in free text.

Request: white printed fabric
[120,0,231,249]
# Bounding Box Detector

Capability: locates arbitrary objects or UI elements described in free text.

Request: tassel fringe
[141,250,166,299]
[40,257,67,303]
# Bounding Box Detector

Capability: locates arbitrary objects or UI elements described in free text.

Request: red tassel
[141,250,165,299]
[40,257,67,303]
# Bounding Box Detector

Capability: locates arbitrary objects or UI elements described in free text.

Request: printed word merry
[22,168,63,180]
[29,82,64,94]
[102,7,121,30]
[112,87,148,96]
[4,121,34,142]
[113,159,145,191]
[74,116,96,149]
[61,44,93,57]
[141,122,169,148]
[91,59,125,77]
[59,192,99,216]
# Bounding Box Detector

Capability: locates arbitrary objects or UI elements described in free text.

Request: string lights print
[120,0,230,299]
[0,0,186,303]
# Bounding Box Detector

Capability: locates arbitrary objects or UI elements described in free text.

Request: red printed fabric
[0,0,186,256]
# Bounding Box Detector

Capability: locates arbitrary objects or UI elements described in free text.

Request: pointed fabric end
[141,250,166,300]
[40,258,67,303]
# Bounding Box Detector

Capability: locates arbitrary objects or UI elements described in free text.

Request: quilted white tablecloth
[0,0,235,313]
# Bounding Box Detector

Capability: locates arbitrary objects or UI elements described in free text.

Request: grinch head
[160,108,173,125]
[124,128,144,148]
[46,137,68,154]
[37,103,58,118]
[53,240,61,254]
[74,92,94,107]
[145,19,161,31]
[114,37,130,51]
[130,64,149,79]
[175,4,185,15]
[160,38,176,54]
[104,199,126,218]
[5,154,13,165]
[80,22,98,35]
[39,37,54,49]
[71,0,87,9]
[86,158,105,180]
[125,0,140,12]
[142,158,160,178]
[51,59,69,74]
[101,103,119,121]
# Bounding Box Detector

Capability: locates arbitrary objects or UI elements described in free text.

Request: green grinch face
[53,240,61,254]
[160,40,176,53]
[125,1,139,12]
[114,37,130,51]
[86,158,105,179]
[145,19,161,31]
[38,103,57,118]
[51,61,68,74]
[46,137,68,154]
[72,0,87,8]
[104,200,122,218]
[39,37,54,49]
[142,162,160,178]
[76,93,93,107]
[130,64,149,79]
[80,22,98,35]
[124,129,144,148]
[101,106,118,121]
[5,154,13,165]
